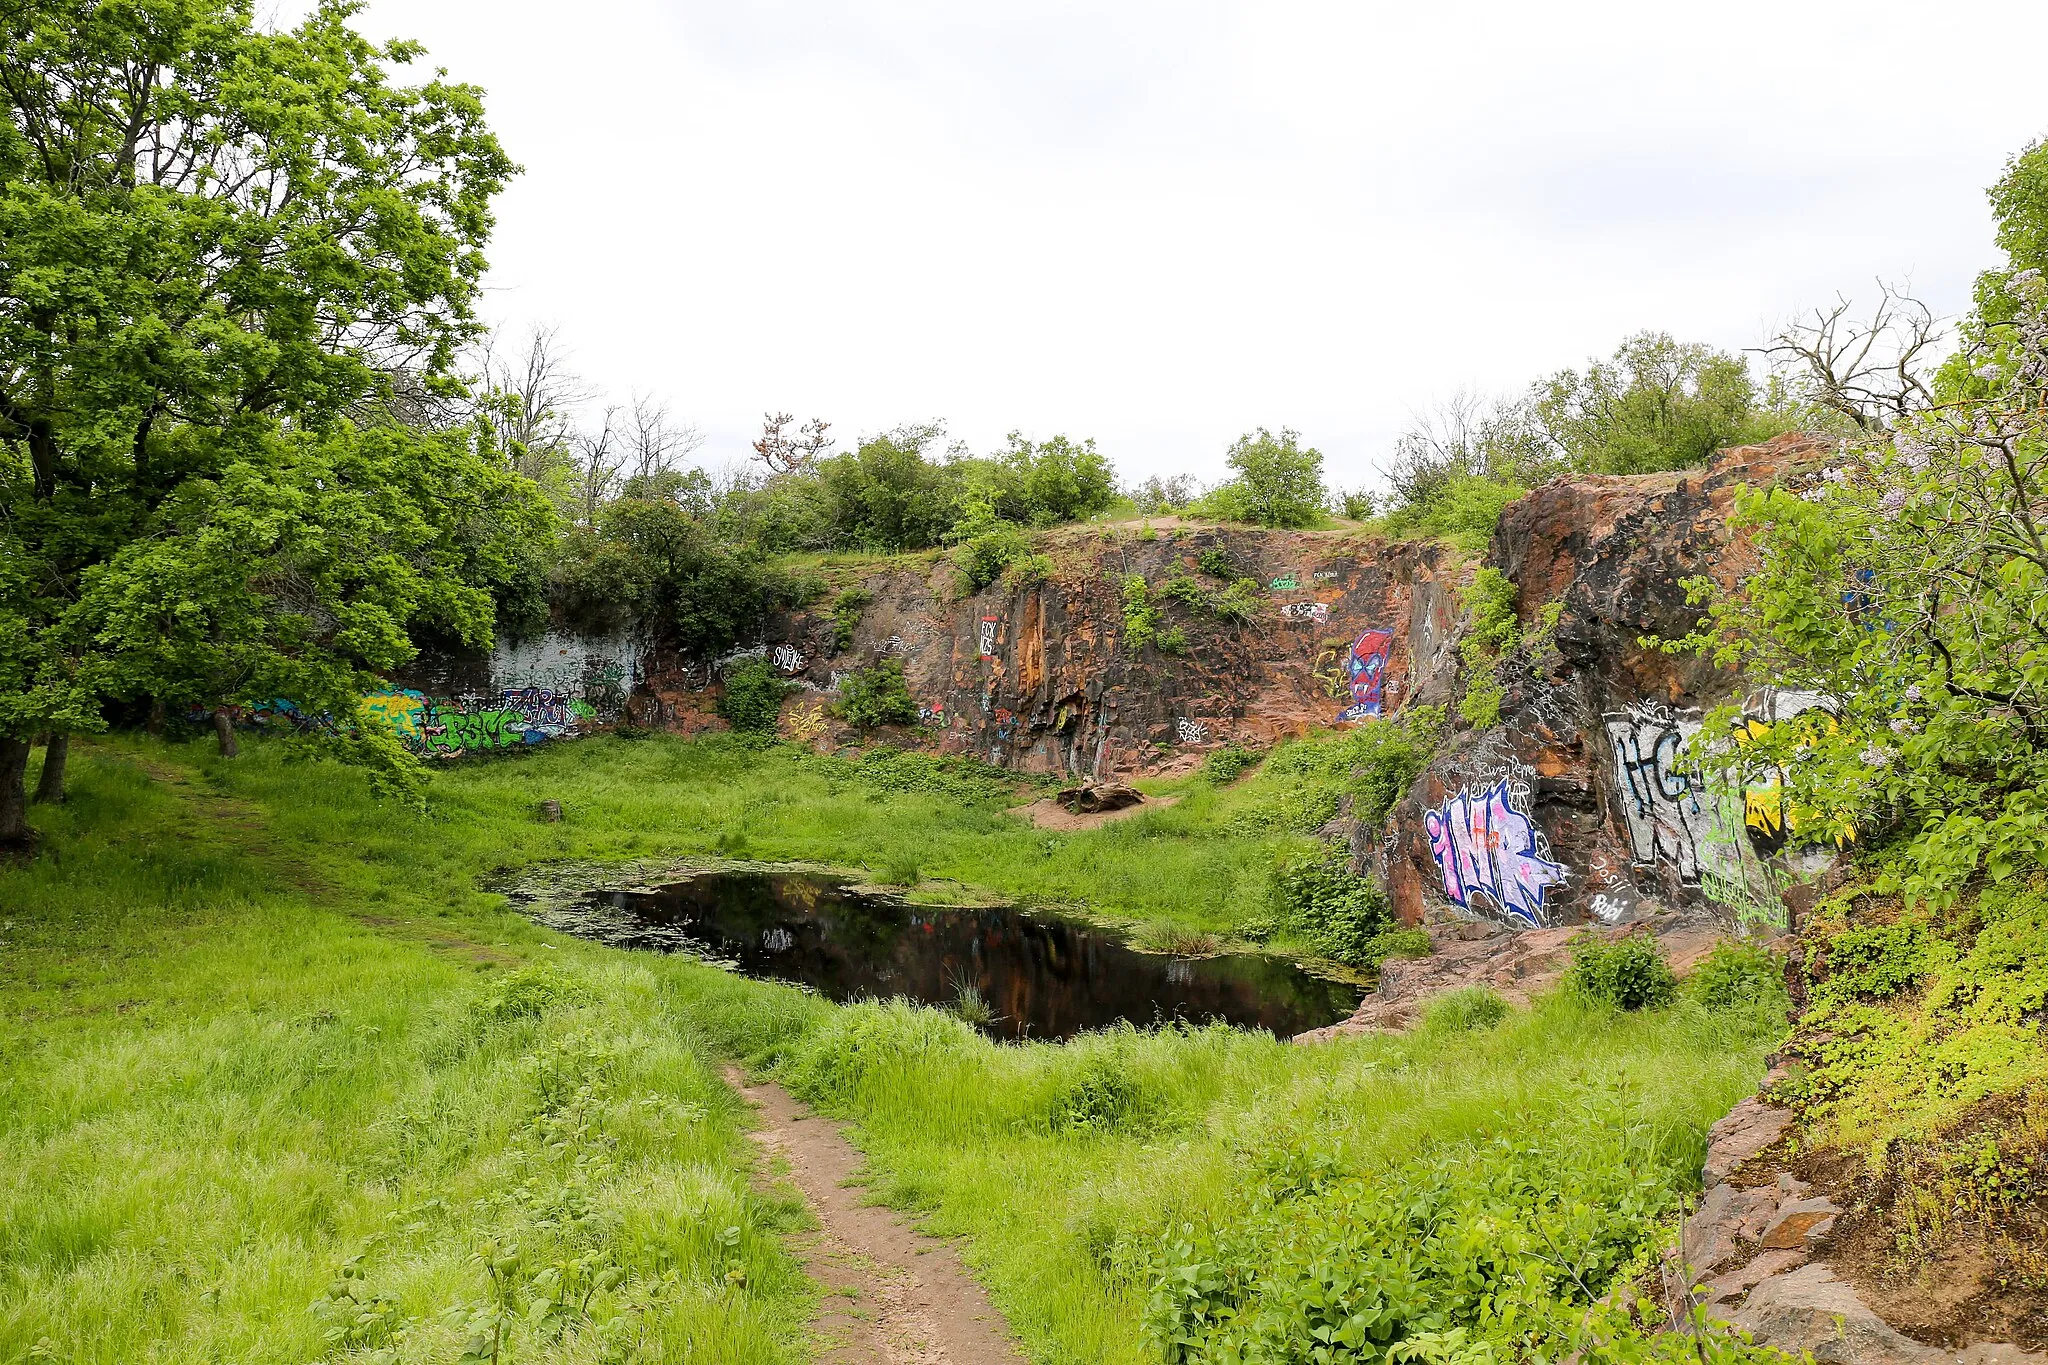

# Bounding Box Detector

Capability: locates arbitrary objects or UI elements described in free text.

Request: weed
[1567,932,1678,1010]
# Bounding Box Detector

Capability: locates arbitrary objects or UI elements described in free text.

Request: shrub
[1121,573,1162,650]
[1048,1036,1163,1135]
[1004,552,1054,588]
[1567,932,1678,1010]
[1196,547,1238,579]
[1458,568,1521,729]
[1211,577,1262,623]
[954,522,1030,592]
[1686,939,1790,1016]
[1214,427,1329,528]
[829,586,872,651]
[1199,743,1264,785]
[719,657,794,734]
[1360,926,1432,970]
[1159,569,1208,609]
[1422,986,1509,1033]
[1270,841,1390,963]
[834,659,918,730]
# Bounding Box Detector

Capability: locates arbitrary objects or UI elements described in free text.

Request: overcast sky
[343,0,2048,491]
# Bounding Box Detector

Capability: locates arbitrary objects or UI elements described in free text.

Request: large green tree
[0,0,526,844]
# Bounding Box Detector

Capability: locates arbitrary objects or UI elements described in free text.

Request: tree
[814,424,962,551]
[973,432,1116,527]
[1757,282,1943,431]
[1212,427,1328,528]
[1529,332,1775,475]
[0,0,519,842]
[752,412,833,476]
[477,324,589,496]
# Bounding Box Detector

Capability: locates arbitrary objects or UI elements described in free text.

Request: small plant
[1360,926,1432,970]
[1211,577,1262,623]
[1120,573,1162,650]
[1458,567,1521,728]
[829,586,872,651]
[1422,985,1509,1033]
[1157,625,1188,654]
[874,854,921,886]
[1005,552,1054,588]
[1199,743,1264,785]
[720,657,795,734]
[1567,931,1678,1010]
[834,659,918,730]
[1135,922,1223,957]
[471,964,592,1030]
[1159,569,1208,609]
[954,523,1030,592]
[1196,547,1238,579]
[1685,939,1789,1015]
[1269,841,1390,964]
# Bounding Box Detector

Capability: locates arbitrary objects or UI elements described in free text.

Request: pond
[548,869,1362,1041]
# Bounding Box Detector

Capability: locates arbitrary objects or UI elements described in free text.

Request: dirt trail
[724,1067,1025,1365]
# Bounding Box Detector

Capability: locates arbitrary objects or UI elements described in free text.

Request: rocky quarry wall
[408,431,1844,936]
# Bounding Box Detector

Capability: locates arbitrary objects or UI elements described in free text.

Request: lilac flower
[1880,488,1909,511]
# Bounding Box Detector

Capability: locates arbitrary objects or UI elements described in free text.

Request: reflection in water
[574,871,1361,1042]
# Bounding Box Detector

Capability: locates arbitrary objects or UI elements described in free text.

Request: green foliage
[1199,744,1264,786]
[1159,569,1210,609]
[827,746,1028,804]
[1120,573,1163,651]
[1196,548,1240,579]
[1532,332,1780,476]
[555,497,801,658]
[829,587,873,651]
[1382,474,1528,553]
[1457,569,1521,729]
[1198,428,1329,528]
[470,964,594,1029]
[1244,709,1443,835]
[814,424,964,552]
[719,658,795,734]
[1685,940,1790,1017]
[1567,933,1679,1011]
[1004,552,1055,588]
[1211,578,1263,624]
[953,522,1031,592]
[1269,841,1390,964]
[834,659,918,730]
[971,432,1118,528]
[1362,926,1433,970]
[0,0,528,781]
[1421,986,1509,1033]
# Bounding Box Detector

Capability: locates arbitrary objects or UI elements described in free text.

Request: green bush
[1121,573,1162,650]
[1159,569,1208,609]
[1567,932,1678,1010]
[719,657,795,734]
[1421,986,1509,1033]
[1458,567,1521,729]
[1211,577,1262,623]
[1685,940,1790,1015]
[1360,926,1432,971]
[953,522,1031,592]
[1004,552,1054,588]
[829,586,872,651]
[1196,547,1239,579]
[834,659,918,730]
[1270,841,1390,963]
[1199,743,1264,785]
[1048,1034,1163,1135]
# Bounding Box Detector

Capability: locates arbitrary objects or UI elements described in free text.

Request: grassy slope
[1,733,1782,1363]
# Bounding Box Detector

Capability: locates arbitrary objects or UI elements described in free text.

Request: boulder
[1055,782,1144,814]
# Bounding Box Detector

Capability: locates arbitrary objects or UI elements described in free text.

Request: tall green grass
[1,733,1787,1362]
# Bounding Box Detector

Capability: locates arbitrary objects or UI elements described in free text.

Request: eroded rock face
[1376,433,1843,932]
[617,433,1852,934]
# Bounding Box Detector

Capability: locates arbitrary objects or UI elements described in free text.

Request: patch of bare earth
[1006,793,1179,832]
[723,1066,1025,1365]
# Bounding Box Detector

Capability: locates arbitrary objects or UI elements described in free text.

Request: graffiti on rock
[1269,575,1298,591]
[771,644,807,673]
[1314,569,1339,581]
[1424,778,1569,926]
[1175,717,1209,744]
[918,702,947,726]
[1603,704,1710,882]
[1336,627,1394,723]
[1280,601,1331,626]
[979,617,999,660]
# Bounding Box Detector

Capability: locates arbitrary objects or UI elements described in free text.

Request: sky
[337,0,2048,492]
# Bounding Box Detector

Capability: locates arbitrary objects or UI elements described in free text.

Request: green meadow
[0,735,1784,1363]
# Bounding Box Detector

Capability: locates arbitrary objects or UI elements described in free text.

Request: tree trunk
[214,708,239,758]
[146,698,166,737]
[33,733,68,804]
[0,738,31,848]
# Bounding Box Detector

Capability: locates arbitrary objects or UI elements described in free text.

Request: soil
[1006,793,1180,832]
[724,1066,1026,1365]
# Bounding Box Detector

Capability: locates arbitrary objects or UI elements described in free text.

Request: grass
[0,732,1790,1362]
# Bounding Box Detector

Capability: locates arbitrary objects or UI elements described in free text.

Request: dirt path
[724,1067,1026,1365]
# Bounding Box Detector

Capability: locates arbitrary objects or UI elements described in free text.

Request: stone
[1731,1264,1944,1365]
[1955,1346,2048,1365]
[537,799,564,823]
[1681,1182,1777,1277]
[1758,1196,1841,1251]
[1702,1097,1791,1187]
[1701,1248,1808,1305]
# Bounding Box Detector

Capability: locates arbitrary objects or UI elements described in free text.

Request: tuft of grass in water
[1133,922,1224,957]
[951,983,997,1030]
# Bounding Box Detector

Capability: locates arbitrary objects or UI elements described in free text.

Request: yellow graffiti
[360,689,426,740]
[1730,714,1850,846]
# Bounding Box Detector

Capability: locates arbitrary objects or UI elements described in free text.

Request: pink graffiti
[1423,779,1568,925]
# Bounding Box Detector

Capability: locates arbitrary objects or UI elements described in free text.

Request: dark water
[571,871,1361,1041]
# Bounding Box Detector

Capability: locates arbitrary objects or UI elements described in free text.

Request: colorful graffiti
[1423,778,1569,926]
[1280,601,1331,626]
[1269,575,1299,591]
[1336,627,1393,723]
[1603,704,1709,882]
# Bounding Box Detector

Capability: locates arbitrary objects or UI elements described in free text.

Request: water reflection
[574,871,1360,1041]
